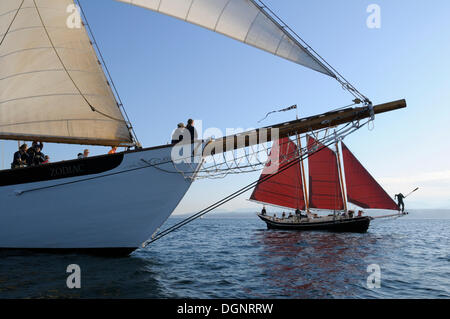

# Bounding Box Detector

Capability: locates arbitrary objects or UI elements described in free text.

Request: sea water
[0,210,448,298]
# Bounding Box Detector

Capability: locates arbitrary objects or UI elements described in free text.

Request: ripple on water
[0,217,449,298]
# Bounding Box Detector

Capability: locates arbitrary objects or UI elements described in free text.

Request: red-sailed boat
[251,136,402,233]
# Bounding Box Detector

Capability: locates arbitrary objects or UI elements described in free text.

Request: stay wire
[143,122,361,246]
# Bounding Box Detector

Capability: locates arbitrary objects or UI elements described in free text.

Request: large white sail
[116,0,335,76]
[0,0,133,146]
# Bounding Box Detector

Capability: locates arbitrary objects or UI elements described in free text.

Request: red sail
[307,136,344,211]
[250,137,305,210]
[341,142,399,210]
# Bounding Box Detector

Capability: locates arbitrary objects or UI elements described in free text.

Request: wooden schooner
[251,136,402,233]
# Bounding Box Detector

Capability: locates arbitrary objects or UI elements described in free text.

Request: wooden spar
[0,135,134,147]
[335,140,348,212]
[203,99,407,155]
[296,134,310,214]
[371,213,407,219]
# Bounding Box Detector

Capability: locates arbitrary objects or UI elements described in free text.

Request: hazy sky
[1,0,449,211]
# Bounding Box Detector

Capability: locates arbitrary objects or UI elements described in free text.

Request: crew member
[27,141,45,166]
[11,144,29,169]
[261,206,267,216]
[186,119,198,143]
[171,123,185,144]
[395,193,406,213]
[108,146,117,154]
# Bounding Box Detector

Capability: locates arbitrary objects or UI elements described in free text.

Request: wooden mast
[335,138,348,212]
[297,134,310,216]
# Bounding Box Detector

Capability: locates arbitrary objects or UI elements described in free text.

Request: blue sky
[1,0,449,211]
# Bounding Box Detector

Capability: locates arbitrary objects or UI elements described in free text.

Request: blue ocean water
[0,212,449,298]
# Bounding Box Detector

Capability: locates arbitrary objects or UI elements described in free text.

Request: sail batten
[116,0,335,76]
[0,0,133,146]
[250,137,305,210]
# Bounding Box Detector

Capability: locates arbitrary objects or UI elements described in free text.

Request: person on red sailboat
[395,193,405,212]
[261,206,267,216]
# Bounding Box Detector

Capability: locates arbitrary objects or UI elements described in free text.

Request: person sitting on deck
[282,212,286,219]
[28,141,44,155]
[171,123,186,144]
[108,146,117,154]
[27,141,45,166]
[78,149,89,159]
[288,212,293,219]
[11,144,29,169]
[295,208,301,217]
[33,146,45,166]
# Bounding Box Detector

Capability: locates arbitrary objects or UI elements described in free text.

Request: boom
[203,99,407,156]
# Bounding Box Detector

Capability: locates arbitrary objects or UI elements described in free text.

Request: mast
[335,138,348,212]
[296,134,310,215]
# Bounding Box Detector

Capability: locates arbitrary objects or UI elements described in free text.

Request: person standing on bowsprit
[395,193,406,213]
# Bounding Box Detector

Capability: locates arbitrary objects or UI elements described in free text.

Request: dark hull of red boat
[258,215,372,233]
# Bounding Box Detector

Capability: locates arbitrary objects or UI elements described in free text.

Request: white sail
[0,0,133,146]
[116,0,335,76]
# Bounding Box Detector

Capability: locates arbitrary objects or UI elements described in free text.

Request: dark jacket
[12,150,29,168]
[186,124,197,142]
[27,143,45,166]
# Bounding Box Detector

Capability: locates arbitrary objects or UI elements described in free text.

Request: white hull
[0,145,201,252]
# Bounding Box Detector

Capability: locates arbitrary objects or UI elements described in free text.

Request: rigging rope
[0,0,25,48]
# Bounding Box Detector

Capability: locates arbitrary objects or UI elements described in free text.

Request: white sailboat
[0,0,406,254]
